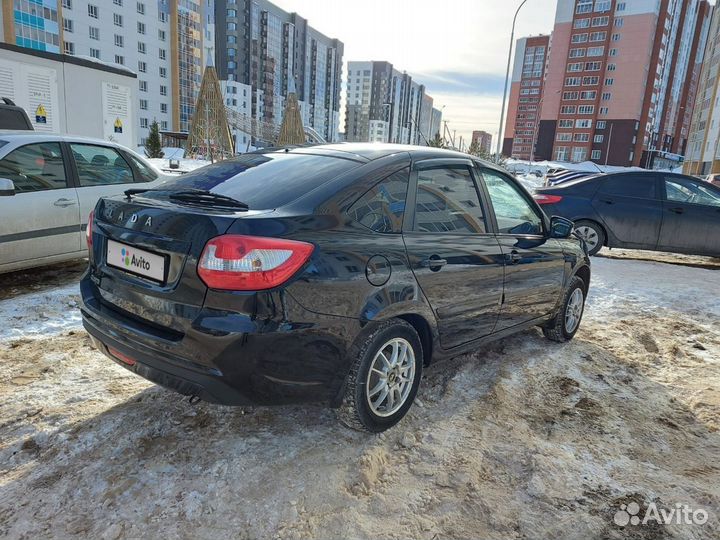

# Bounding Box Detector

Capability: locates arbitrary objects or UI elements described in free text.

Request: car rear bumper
[80,275,357,407]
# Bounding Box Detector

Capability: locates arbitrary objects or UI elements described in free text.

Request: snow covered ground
[0,251,719,538]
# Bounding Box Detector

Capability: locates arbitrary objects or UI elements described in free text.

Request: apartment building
[535,0,711,167]
[684,6,720,175]
[502,35,550,160]
[2,0,213,146]
[345,60,435,145]
[471,130,493,154]
[214,0,343,143]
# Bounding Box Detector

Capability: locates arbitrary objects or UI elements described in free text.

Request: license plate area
[106,239,167,283]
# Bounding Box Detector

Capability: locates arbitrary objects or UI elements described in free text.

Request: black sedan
[534,171,720,256]
[80,144,590,432]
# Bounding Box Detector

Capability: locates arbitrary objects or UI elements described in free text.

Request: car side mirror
[549,215,573,239]
[0,178,15,196]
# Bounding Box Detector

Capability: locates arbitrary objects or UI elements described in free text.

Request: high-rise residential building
[345,61,435,145]
[1,0,214,146]
[214,0,344,142]
[684,7,720,175]
[2,0,62,53]
[502,35,550,160]
[536,0,712,167]
[472,130,493,154]
[430,107,443,138]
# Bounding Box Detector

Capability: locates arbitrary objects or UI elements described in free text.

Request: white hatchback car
[0,132,166,274]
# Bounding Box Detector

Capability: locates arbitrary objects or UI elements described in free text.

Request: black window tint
[348,168,408,233]
[71,144,135,186]
[0,142,68,192]
[126,153,158,182]
[413,166,486,233]
[665,176,720,207]
[481,168,543,235]
[155,153,360,209]
[600,174,657,199]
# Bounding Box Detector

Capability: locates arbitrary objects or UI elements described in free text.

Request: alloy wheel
[365,338,416,417]
[565,288,584,333]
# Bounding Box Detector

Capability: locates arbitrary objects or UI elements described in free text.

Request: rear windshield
[156,152,361,209]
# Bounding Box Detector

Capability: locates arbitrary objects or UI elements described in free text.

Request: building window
[113,0,122,5]
[159,11,168,23]
[140,118,148,129]
[138,42,146,54]
[565,77,581,86]
[114,14,123,27]
[600,107,609,115]
[114,55,124,65]
[160,103,168,114]
[89,27,99,40]
[597,121,607,129]
[158,29,165,41]
[137,2,145,14]
[578,105,595,114]
[585,61,602,71]
[556,133,572,142]
[558,119,574,128]
[90,48,100,59]
[572,147,588,162]
[571,34,588,44]
[609,48,618,57]
[159,48,166,60]
[228,22,236,30]
[160,85,167,96]
[140,99,148,110]
[576,119,593,128]
[580,91,596,100]
[574,134,590,142]
[592,16,609,27]
[615,18,624,27]
[227,9,237,16]
[159,67,167,78]
[63,41,75,55]
[607,64,616,71]
[605,78,614,85]
[114,35,123,47]
[594,135,604,143]
[590,32,606,42]
[88,4,98,18]
[587,47,604,57]
[591,150,601,160]
[63,0,72,8]
[161,121,168,130]
[602,92,612,100]
[612,33,621,41]
[616,3,626,12]
[560,105,577,114]
[63,19,73,33]
[138,61,146,72]
[555,147,569,161]
[574,18,590,29]
[568,63,583,72]
[138,22,145,34]
[139,80,147,92]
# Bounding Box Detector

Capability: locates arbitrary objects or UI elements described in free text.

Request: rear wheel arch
[396,313,433,366]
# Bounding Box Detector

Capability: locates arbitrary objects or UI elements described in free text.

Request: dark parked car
[80,144,590,432]
[534,171,720,256]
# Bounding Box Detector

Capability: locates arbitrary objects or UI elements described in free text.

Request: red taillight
[534,194,563,205]
[197,235,315,291]
[108,347,136,366]
[86,209,94,249]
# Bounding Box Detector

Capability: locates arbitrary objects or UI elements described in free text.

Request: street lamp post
[496,0,531,163]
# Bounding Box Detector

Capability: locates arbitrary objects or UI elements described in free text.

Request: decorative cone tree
[276,92,307,146]
[145,120,164,158]
[186,65,234,162]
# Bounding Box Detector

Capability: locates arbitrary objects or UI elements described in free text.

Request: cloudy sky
[272,0,557,148]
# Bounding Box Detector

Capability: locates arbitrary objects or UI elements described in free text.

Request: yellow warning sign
[114,117,123,133]
[35,104,47,124]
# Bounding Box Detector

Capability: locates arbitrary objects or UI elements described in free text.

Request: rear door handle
[669,207,684,215]
[507,250,522,264]
[599,198,614,205]
[420,257,447,271]
[54,198,77,207]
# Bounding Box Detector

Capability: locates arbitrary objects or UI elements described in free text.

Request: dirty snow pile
[0,251,719,539]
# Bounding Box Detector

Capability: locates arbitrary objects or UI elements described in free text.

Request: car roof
[0,131,130,149]
[257,142,503,171]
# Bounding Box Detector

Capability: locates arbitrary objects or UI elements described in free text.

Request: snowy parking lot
[1,252,719,539]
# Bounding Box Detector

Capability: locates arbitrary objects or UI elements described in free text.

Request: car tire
[542,276,586,343]
[574,220,605,256]
[337,318,423,432]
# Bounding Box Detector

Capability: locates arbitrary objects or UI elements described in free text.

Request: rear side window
[70,144,135,186]
[413,165,487,233]
[156,152,361,209]
[600,174,657,199]
[125,153,158,182]
[0,142,68,192]
[348,168,409,233]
